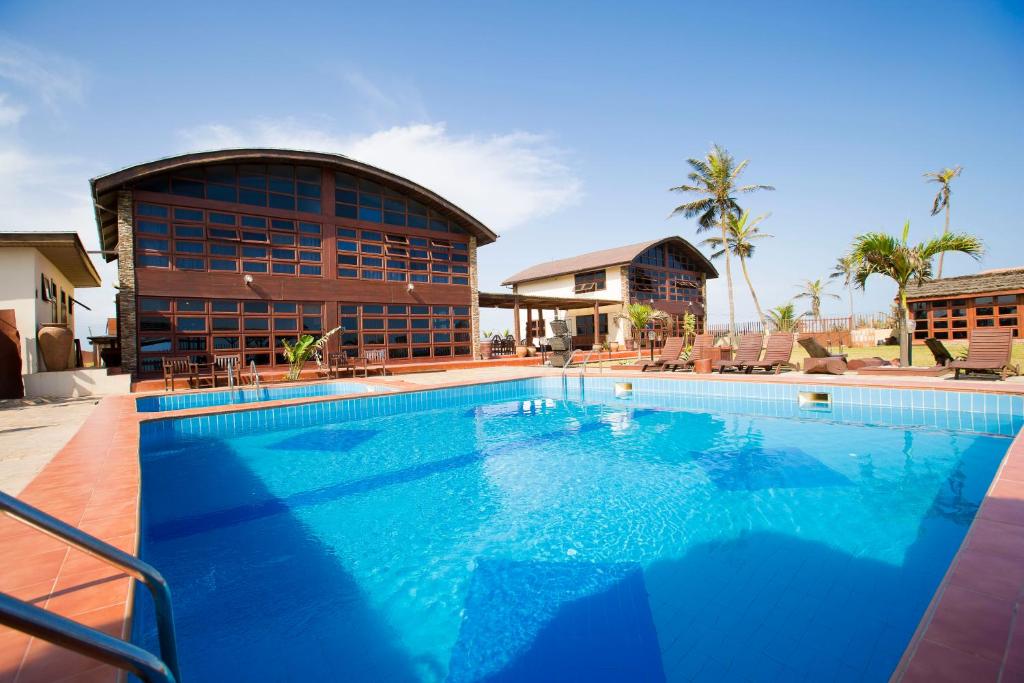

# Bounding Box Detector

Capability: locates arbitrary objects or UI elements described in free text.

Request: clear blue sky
[1,1,1021,338]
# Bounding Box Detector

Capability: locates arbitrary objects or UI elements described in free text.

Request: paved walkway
[0,397,102,495]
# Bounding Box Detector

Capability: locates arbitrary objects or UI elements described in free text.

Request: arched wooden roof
[501,235,718,285]
[90,148,499,261]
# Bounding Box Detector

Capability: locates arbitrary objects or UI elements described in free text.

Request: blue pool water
[135,380,390,412]
[134,378,1022,681]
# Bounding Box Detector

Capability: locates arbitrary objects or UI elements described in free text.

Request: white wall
[0,247,79,374]
[23,367,130,398]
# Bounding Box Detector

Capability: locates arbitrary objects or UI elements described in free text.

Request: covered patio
[478,291,623,348]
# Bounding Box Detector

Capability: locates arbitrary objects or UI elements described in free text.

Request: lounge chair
[924,337,956,366]
[949,328,1019,380]
[639,336,684,372]
[714,333,763,373]
[670,333,714,372]
[799,336,890,374]
[742,333,798,374]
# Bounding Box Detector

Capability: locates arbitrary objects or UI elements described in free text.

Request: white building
[500,236,717,347]
[0,232,102,391]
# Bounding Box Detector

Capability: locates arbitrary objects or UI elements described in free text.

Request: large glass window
[135,165,322,214]
[135,201,323,277]
[337,303,471,360]
[136,297,322,372]
[573,270,606,293]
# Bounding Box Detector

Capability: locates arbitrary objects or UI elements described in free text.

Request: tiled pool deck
[2,369,1024,682]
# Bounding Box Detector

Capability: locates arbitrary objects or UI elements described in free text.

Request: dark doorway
[0,310,25,399]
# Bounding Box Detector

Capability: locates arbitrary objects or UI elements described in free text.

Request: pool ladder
[559,347,604,379]
[249,360,261,390]
[0,491,181,682]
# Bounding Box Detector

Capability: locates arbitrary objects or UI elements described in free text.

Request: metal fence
[705,313,890,337]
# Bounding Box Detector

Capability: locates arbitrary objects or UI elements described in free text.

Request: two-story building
[91,149,498,378]
[501,236,717,347]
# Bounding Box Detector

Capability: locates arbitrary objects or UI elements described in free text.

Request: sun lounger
[714,333,763,373]
[924,337,956,366]
[949,328,1019,380]
[639,337,684,372]
[669,334,714,372]
[742,333,797,374]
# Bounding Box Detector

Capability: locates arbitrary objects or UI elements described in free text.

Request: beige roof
[906,267,1024,300]
[0,231,102,287]
[501,236,718,286]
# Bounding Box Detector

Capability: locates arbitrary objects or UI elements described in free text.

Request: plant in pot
[479,330,494,359]
[281,326,342,381]
[614,303,668,359]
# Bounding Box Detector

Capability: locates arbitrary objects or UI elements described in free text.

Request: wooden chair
[639,336,684,372]
[212,354,241,387]
[359,349,388,377]
[949,328,1019,380]
[715,334,764,373]
[742,333,798,374]
[319,351,354,379]
[671,333,714,372]
[162,356,196,392]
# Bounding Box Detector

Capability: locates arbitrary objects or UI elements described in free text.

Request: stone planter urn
[38,324,73,371]
[515,344,529,358]
[479,340,493,360]
[609,342,621,352]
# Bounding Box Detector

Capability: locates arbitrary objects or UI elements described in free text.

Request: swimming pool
[134,377,1023,681]
[135,379,390,412]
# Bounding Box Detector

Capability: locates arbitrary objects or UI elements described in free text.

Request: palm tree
[924,165,963,278]
[794,278,840,320]
[670,144,774,341]
[614,303,668,357]
[766,302,799,332]
[829,254,857,323]
[850,220,983,366]
[701,210,773,330]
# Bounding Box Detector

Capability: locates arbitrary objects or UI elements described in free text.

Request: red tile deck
[1,370,1023,681]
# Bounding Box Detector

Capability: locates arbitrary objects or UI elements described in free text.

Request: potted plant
[479,330,493,359]
[614,303,668,359]
[280,326,342,381]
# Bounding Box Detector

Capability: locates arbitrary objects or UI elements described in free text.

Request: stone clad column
[469,236,481,359]
[620,265,631,345]
[116,190,138,377]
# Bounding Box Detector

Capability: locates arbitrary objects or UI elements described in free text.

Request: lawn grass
[793,342,1024,367]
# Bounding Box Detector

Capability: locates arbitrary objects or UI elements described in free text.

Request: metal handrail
[560,349,580,378]
[0,491,181,682]
[0,593,176,683]
[249,360,261,389]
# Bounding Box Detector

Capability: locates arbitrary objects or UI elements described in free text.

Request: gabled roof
[905,267,1024,300]
[90,148,499,261]
[0,231,101,287]
[501,236,718,286]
